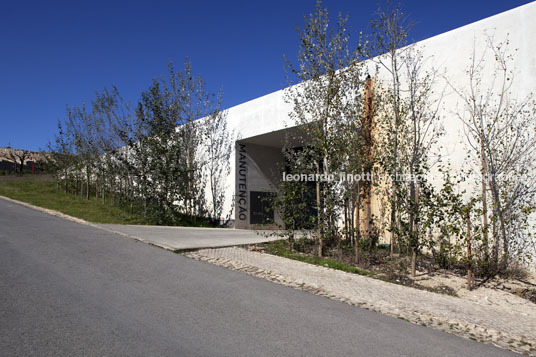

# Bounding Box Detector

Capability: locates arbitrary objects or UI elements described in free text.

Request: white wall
[219,2,536,225]
[222,87,293,219]
[410,2,535,181]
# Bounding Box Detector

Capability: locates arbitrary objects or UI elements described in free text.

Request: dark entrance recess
[250,191,275,225]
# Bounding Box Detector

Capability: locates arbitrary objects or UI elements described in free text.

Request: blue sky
[0,0,533,151]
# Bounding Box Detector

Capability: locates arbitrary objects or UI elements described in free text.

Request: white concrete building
[218,2,536,230]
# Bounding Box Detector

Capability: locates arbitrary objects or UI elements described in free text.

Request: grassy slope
[0,177,149,224]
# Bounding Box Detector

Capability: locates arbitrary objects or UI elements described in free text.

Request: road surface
[0,197,514,356]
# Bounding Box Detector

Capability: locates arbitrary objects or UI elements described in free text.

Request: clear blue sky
[0,0,533,151]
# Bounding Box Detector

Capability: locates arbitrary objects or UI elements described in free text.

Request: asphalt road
[0,197,514,356]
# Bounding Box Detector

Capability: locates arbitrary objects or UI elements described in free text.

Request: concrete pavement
[97,223,280,250]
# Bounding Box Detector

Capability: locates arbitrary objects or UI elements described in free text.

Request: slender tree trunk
[390,53,400,258]
[489,181,509,270]
[111,178,115,206]
[466,212,473,291]
[344,199,348,241]
[129,177,134,214]
[411,249,417,280]
[480,140,489,266]
[349,192,355,246]
[363,76,373,244]
[86,166,90,200]
[492,217,498,268]
[354,182,361,264]
[316,160,322,257]
[500,215,508,269]
[410,184,419,279]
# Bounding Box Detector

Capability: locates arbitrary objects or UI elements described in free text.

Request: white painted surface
[217,2,536,225]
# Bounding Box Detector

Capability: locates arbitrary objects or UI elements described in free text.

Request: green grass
[263,239,459,297]
[264,239,375,277]
[0,177,156,224]
[281,252,375,276]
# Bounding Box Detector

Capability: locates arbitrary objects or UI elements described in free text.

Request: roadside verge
[0,195,168,249]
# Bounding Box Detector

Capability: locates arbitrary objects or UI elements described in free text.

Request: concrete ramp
[97,224,280,250]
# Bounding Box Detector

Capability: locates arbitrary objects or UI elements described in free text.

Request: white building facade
[218,3,536,230]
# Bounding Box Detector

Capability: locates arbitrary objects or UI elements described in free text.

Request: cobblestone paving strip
[184,247,536,355]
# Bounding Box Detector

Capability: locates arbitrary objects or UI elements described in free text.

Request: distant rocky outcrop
[0,148,49,174]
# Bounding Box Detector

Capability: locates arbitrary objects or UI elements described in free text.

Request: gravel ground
[185,247,536,355]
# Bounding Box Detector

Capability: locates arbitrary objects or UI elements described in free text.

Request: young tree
[173,60,211,219]
[340,75,375,262]
[65,101,100,199]
[284,0,366,256]
[133,59,221,224]
[401,47,444,278]
[369,1,412,256]
[449,34,536,271]
[202,102,232,221]
[368,3,446,277]
[135,77,187,223]
[92,86,132,205]
[48,121,76,193]
[104,87,136,208]
[8,149,30,176]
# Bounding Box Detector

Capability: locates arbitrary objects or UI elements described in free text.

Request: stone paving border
[185,247,536,355]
